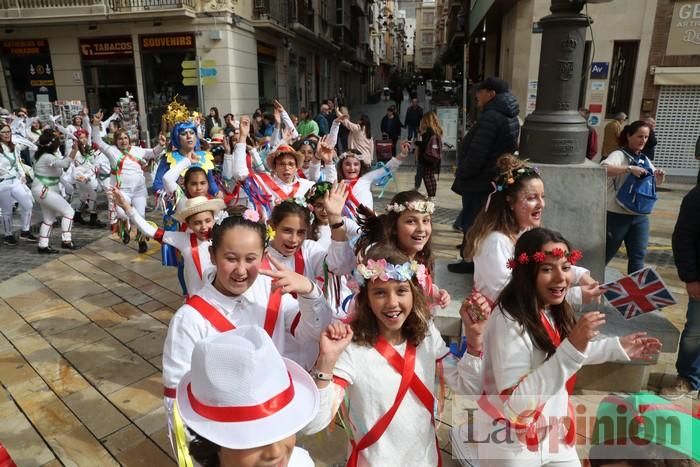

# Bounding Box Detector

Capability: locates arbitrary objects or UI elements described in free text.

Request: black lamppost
[519,0,611,164]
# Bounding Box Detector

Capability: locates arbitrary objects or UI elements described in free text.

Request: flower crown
[352,258,427,289]
[506,248,583,269]
[305,182,332,204]
[385,200,435,214]
[493,164,540,192]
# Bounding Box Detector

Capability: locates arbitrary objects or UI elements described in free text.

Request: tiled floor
[0,170,693,466]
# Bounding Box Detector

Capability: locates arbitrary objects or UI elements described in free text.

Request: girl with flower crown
[475,228,661,466]
[329,190,451,311]
[91,110,165,253]
[305,181,360,250]
[463,154,601,307]
[303,243,489,466]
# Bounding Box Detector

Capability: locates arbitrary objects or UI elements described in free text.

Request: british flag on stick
[601,267,677,319]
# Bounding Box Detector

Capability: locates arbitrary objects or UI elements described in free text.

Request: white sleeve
[164,157,191,195]
[327,121,340,147]
[222,153,234,181]
[321,161,338,183]
[584,337,630,366]
[488,309,585,423]
[326,239,356,275]
[142,145,163,161]
[250,148,266,173]
[290,283,334,344]
[474,233,513,302]
[50,154,74,169]
[162,307,206,390]
[231,143,250,181]
[91,126,120,166]
[270,127,282,147]
[301,383,344,435]
[307,159,322,182]
[281,111,299,139]
[428,322,483,395]
[360,156,402,184]
[126,206,158,239]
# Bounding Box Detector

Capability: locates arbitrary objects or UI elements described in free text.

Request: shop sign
[590,62,609,79]
[1,39,49,56]
[140,33,195,51]
[666,2,700,55]
[79,37,133,59]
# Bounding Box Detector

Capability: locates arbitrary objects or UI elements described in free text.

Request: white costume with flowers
[303,321,482,466]
[32,150,75,247]
[475,306,629,466]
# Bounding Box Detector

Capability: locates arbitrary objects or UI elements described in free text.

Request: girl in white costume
[475,228,661,467]
[112,189,224,297]
[161,211,332,428]
[32,130,77,253]
[91,111,163,253]
[68,128,107,228]
[0,122,36,245]
[303,243,489,466]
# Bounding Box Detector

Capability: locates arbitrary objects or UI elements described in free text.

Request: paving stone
[138,299,164,313]
[133,405,168,436]
[47,425,119,466]
[62,386,131,439]
[108,314,166,344]
[108,374,164,421]
[43,322,110,354]
[63,335,134,373]
[81,352,157,395]
[126,328,167,360]
[102,424,175,467]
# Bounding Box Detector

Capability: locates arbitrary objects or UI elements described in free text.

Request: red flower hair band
[506,249,583,269]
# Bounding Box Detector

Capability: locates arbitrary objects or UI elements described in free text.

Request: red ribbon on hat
[187,372,295,422]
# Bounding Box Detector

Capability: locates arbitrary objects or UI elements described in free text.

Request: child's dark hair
[355,190,434,270]
[337,149,370,179]
[497,227,576,357]
[189,431,219,467]
[210,206,266,253]
[352,243,431,347]
[184,166,208,188]
[35,129,60,160]
[269,199,311,229]
[305,182,332,241]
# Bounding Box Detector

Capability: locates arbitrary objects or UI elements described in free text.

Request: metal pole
[462,41,468,134]
[197,54,204,112]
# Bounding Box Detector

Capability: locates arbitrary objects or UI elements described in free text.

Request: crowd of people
[0,78,696,467]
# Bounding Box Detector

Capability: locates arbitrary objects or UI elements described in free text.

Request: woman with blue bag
[602,120,666,274]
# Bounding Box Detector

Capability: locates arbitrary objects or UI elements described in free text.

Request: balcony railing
[0,0,198,19]
[254,0,292,26]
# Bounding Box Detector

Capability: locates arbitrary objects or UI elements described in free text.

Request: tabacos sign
[79,37,134,59]
[666,2,700,55]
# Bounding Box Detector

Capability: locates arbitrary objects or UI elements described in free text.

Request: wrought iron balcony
[109,0,196,11]
[253,0,292,27]
[0,0,200,21]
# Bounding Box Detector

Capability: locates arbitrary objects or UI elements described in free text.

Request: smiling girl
[303,243,488,466]
[0,122,35,245]
[476,228,662,466]
[464,154,600,306]
[162,210,333,428]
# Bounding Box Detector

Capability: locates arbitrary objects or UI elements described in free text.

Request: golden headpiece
[162,96,199,129]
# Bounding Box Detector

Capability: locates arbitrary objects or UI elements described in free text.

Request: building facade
[414,1,437,73]
[0,0,376,142]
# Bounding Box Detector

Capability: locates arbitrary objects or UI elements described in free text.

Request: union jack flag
[601,267,677,319]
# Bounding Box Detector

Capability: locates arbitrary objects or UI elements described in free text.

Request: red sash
[477,311,577,451]
[346,338,442,467]
[164,275,283,398]
[190,233,203,280]
[344,179,362,217]
[257,172,300,201]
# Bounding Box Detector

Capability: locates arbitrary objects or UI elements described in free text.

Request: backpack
[615,150,657,215]
[421,134,442,171]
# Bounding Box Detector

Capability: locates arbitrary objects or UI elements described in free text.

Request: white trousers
[0,178,33,234]
[115,176,147,222]
[76,177,99,212]
[32,184,74,248]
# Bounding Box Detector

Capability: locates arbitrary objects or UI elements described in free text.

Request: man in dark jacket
[404,98,423,141]
[448,77,521,274]
[380,105,403,157]
[315,103,330,137]
[663,185,700,398]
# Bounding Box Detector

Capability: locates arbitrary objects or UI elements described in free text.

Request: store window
[80,37,137,115]
[257,42,277,110]
[140,33,198,141]
[606,40,639,118]
[1,39,56,112]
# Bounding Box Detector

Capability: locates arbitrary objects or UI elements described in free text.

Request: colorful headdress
[385,200,435,214]
[485,161,540,211]
[163,96,197,128]
[305,182,332,205]
[338,148,370,166]
[506,248,583,270]
[353,258,427,289]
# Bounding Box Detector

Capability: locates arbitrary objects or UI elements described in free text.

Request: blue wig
[170,121,201,151]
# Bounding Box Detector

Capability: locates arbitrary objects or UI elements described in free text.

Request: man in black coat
[663,184,700,398]
[380,105,403,158]
[449,77,521,274]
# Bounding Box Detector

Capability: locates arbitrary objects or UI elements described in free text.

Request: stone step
[433,260,680,393]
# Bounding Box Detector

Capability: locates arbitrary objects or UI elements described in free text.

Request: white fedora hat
[176,326,319,450]
[173,196,226,224]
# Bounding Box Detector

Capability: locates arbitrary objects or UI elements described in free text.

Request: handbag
[615,150,657,215]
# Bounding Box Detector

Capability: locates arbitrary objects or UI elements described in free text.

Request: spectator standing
[325,99,336,130]
[204,107,221,139]
[663,184,700,399]
[416,111,443,198]
[222,113,236,138]
[404,97,424,141]
[297,108,319,138]
[601,112,627,159]
[579,107,599,160]
[448,77,520,274]
[380,105,403,158]
[314,104,330,137]
[642,116,658,160]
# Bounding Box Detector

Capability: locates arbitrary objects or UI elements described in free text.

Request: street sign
[201,77,217,86]
[200,59,216,67]
[181,60,197,69]
[181,69,198,78]
[199,68,217,78]
[182,77,198,86]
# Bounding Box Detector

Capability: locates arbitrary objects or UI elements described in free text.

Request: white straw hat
[176,326,319,450]
[173,196,225,223]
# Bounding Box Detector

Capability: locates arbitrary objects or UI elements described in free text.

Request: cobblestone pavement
[0,102,695,465]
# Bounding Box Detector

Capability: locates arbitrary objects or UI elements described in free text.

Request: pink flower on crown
[243,209,260,222]
[415,264,428,289]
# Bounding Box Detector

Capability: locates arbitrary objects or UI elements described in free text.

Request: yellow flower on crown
[162,95,197,129]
